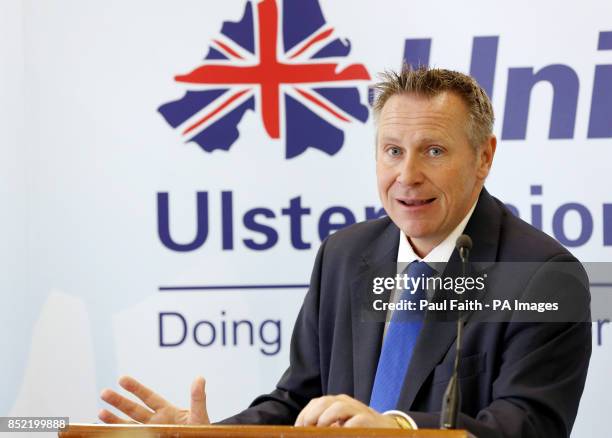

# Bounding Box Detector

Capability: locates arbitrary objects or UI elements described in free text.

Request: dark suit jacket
[220,189,592,438]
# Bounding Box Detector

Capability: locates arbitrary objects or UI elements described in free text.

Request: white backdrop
[2,1,611,436]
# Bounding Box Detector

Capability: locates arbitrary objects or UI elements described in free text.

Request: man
[99,67,591,437]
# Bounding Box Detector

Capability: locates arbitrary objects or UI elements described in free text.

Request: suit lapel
[463,188,502,272]
[351,219,399,404]
[396,188,503,410]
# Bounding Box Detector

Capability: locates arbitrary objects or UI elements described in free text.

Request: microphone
[456,234,472,264]
[440,234,472,429]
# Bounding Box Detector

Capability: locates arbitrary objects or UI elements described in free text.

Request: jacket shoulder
[493,197,577,262]
[322,216,396,261]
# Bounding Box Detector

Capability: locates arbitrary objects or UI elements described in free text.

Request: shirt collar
[397,198,478,269]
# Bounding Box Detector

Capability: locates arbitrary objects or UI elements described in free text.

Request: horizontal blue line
[159,284,309,291]
[590,283,612,287]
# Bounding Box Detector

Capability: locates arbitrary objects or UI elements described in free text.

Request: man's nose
[396,153,424,186]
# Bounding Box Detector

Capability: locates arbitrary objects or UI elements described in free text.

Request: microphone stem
[441,237,471,429]
[454,314,462,375]
[456,247,468,376]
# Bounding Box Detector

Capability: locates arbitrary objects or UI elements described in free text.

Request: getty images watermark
[358,262,610,323]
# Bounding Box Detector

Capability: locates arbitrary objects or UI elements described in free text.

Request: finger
[343,414,371,428]
[316,401,354,427]
[97,408,136,424]
[294,406,305,426]
[295,398,319,426]
[189,376,210,424]
[293,404,308,427]
[298,396,336,427]
[119,376,170,411]
[100,389,153,423]
[294,398,320,426]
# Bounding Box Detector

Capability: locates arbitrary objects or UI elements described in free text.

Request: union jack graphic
[158,0,370,159]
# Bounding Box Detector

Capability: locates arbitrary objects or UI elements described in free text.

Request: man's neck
[408,237,439,259]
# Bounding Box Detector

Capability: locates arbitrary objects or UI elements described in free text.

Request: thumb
[189,376,210,424]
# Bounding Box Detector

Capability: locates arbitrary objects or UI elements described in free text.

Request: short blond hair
[373,66,494,149]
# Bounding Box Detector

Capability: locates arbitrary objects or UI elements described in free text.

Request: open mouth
[398,198,436,207]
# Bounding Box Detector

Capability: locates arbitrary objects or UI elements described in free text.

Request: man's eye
[427,147,443,157]
[387,147,402,157]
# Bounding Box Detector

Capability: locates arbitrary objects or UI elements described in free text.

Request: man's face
[376,91,495,255]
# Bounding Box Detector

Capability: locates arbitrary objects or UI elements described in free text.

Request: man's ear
[476,135,497,180]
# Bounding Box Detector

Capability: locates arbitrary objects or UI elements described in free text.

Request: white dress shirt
[385,198,478,332]
[381,198,478,428]
[396,199,478,266]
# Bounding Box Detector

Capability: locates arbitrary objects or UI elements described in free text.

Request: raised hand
[99,375,210,425]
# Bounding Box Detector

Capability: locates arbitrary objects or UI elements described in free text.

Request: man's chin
[391,216,435,237]
[402,228,431,240]
[398,225,433,241]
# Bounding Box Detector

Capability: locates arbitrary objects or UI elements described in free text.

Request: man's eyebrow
[378,135,401,144]
[378,135,445,145]
[416,136,444,145]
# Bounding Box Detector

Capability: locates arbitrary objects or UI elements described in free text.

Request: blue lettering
[397,31,612,141]
[193,320,216,347]
[402,38,431,69]
[469,36,499,99]
[503,64,579,140]
[232,320,254,346]
[161,312,281,356]
[318,206,356,240]
[552,203,593,247]
[588,31,612,138]
[220,310,227,345]
[365,206,387,220]
[157,192,209,252]
[222,191,234,250]
[604,204,612,246]
[159,312,187,347]
[281,196,311,250]
[243,207,278,250]
[597,319,610,346]
[259,319,281,356]
[530,185,543,230]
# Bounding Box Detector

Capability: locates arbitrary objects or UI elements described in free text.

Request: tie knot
[406,261,436,279]
[396,261,436,302]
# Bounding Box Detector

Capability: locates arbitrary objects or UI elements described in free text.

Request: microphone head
[456,234,473,251]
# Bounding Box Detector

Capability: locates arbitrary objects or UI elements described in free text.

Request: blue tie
[369,261,436,412]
